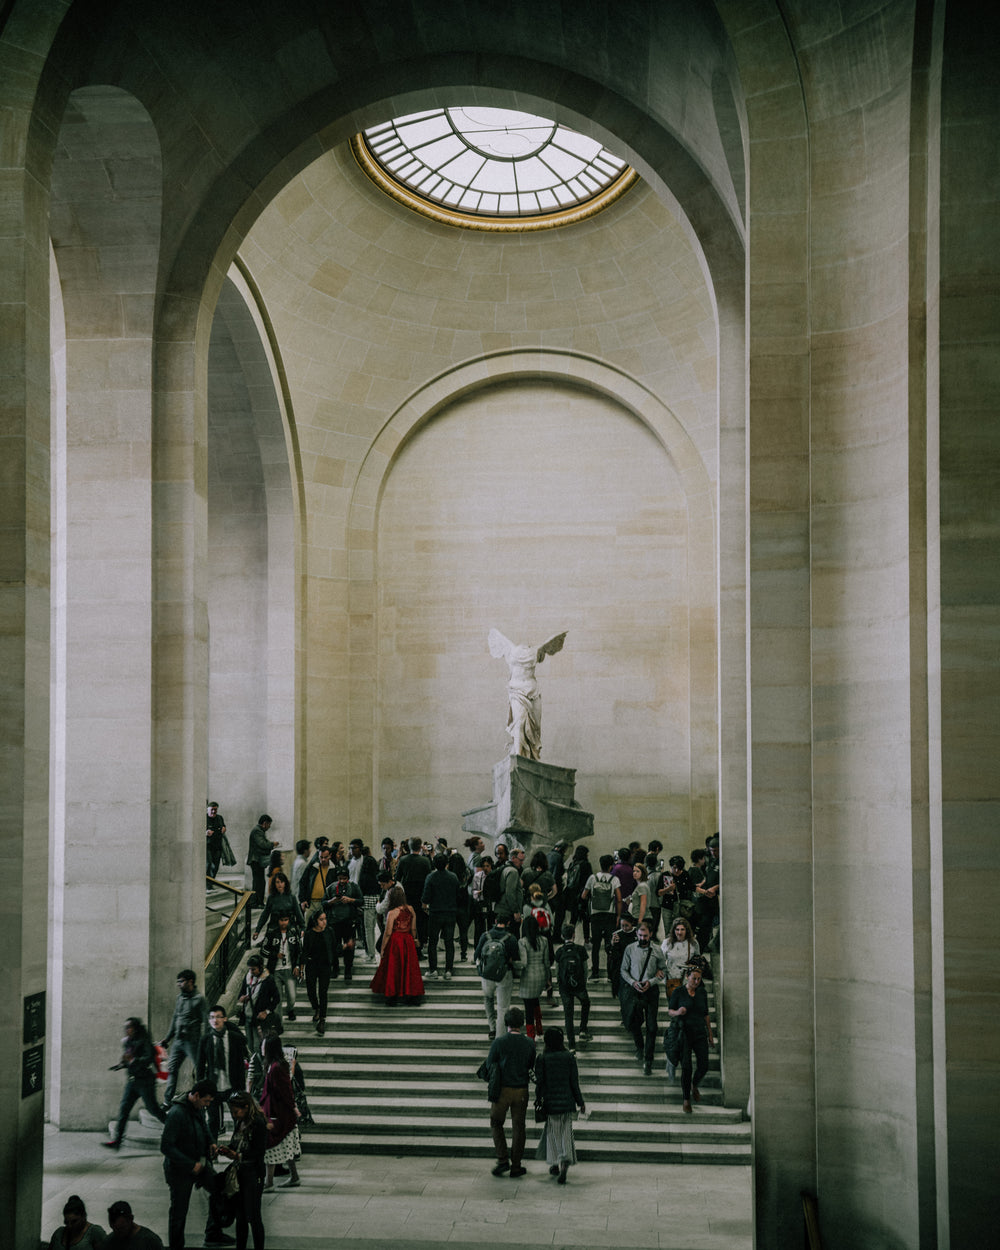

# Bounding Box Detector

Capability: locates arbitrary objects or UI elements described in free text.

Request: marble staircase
[291,956,749,1166]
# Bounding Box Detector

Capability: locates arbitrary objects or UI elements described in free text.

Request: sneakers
[487,1028,496,1040]
[443,971,452,980]
[578,1030,592,1043]
[491,1160,511,1177]
[101,1139,121,1150]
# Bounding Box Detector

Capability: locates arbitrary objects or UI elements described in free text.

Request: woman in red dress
[369,886,424,1005]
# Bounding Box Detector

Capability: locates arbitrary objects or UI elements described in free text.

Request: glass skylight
[360,106,632,222]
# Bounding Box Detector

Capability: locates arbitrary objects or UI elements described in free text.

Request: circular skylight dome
[355,106,636,230]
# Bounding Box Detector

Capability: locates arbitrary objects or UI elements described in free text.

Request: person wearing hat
[323,861,362,983]
[237,953,280,1047]
[104,1200,164,1248]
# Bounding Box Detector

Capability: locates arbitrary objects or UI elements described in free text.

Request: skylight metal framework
[355,106,636,230]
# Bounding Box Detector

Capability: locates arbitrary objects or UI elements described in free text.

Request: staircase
[290,955,750,1166]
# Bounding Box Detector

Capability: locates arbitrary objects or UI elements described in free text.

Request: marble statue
[488,628,567,760]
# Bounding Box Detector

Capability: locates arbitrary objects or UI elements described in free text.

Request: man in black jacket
[395,839,433,950]
[160,1079,217,1250]
[485,1007,535,1178]
[196,1005,248,1140]
[299,843,335,925]
[421,853,462,980]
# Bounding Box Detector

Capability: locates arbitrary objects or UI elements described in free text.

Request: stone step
[304,1094,741,1121]
[254,950,739,1166]
[301,1130,750,1165]
[296,1067,724,1097]
[304,1114,746,1146]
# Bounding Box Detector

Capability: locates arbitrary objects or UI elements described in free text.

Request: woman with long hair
[661,915,700,994]
[517,913,552,1040]
[218,1091,268,1249]
[48,1195,105,1248]
[104,1016,166,1149]
[628,863,650,927]
[368,885,424,1005]
[301,909,333,1035]
[253,871,302,938]
[666,964,715,1113]
[533,1027,585,1184]
[261,1034,300,1190]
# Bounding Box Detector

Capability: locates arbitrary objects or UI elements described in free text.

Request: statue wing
[488,628,515,661]
[536,631,567,663]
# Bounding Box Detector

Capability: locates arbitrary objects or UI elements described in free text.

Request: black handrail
[204,884,255,1006]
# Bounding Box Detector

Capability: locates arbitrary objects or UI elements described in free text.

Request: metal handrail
[205,875,245,898]
[204,888,255,969]
[802,1193,823,1250]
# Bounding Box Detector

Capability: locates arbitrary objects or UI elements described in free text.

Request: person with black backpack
[554,924,592,1050]
[580,854,621,982]
[563,845,592,944]
[474,916,521,1040]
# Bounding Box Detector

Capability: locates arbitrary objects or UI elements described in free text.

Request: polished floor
[43,1123,753,1249]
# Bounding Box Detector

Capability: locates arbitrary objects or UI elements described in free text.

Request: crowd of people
[92,822,721,1244]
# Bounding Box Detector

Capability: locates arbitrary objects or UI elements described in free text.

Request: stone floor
[42,1123,753,1249]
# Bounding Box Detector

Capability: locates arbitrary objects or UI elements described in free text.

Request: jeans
[480,970,513,1033]
[163,1036,200,1103]
[361,895,378,956]
[115,1072,165,1140]
[680,1030,710,1099]
[490,1085,529,1167]
[559,988,591,1046]
[305,964,331,1021]
[232,1167,265,1250]
[589,912,614,975]
[427,913,456,972]
[164,1164,197,1250]
[273,966,297,1015]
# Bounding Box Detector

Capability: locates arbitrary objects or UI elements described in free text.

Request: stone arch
[346,345,719,907]
[48,83,163,1130]
[206,269,301,849]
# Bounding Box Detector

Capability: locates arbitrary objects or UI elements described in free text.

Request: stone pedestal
[462,755,594,854]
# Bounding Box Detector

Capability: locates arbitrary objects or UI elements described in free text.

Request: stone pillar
[47,86,161,1128]
[939,6,1000,1240]
[0,7,57,1239]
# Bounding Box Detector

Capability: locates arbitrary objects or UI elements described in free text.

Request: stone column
[939,7,1000,1240]
[0,7,57,1239]
[47,86,161,1127]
